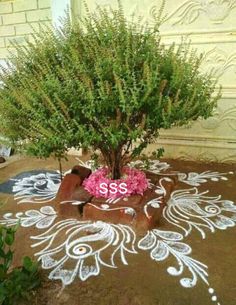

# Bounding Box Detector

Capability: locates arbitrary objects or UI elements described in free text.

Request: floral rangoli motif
[1,159,235,305]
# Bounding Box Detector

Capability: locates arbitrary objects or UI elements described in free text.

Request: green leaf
[0,248,5,258]
[0,264,6,280]
[22,256,33,272]
[4,250,13,270]
[4,232,14,246]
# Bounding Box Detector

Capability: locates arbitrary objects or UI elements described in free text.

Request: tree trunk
[100,146,123,180]
[58,158,63,182]
[110,147,123,179]
[111,156,122,179]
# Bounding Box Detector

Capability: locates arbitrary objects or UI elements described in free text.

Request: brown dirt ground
[0,155,236,305]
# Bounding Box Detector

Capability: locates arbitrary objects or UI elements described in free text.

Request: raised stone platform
[55,165,177,232]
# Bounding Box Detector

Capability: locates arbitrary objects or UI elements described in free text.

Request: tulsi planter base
[55,164,177,232]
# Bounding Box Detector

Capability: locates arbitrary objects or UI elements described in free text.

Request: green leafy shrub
[0,225,40,305]
[0,2,220,179]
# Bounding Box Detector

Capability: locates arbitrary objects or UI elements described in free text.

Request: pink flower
[83,167,148,199]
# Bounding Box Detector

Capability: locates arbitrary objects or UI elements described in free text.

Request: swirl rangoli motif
[1,159,236,305]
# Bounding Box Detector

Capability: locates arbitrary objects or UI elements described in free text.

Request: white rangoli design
[138,229,208,288]
[177,171,233,186]
[0,206,57,229]
[144,198,162,219]
[164,188,236,239]
[129,159,170,173]
[12,172,61,204]
[87,202,137,218]
[0,159,235,305]
[31,220,137,285]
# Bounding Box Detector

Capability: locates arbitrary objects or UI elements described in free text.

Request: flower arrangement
[83,167,149,199]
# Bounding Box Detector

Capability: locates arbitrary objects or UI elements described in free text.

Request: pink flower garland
[83,167,148,199]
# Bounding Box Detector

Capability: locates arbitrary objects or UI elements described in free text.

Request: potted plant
[0,2,220,198]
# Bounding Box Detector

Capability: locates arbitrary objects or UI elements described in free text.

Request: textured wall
[0,0,52,61]
[148,0,236,163]
[74,0,236,163]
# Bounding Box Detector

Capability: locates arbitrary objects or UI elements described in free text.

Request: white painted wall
[51,0,72,28]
